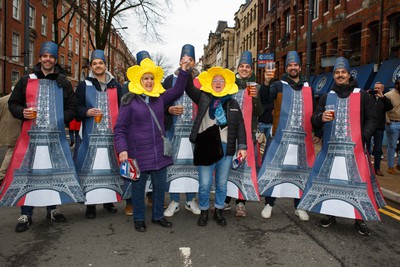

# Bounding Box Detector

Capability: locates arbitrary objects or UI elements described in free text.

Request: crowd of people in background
[1,40,398,237]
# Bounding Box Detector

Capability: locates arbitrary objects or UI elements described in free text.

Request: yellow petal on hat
[199,66,238,97]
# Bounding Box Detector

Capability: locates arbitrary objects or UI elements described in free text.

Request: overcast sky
[122,0,245,74]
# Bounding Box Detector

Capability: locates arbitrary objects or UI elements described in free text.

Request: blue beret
[285,51,300,67]
[90,50,106,64]
[180,44,195,60]
[136,50,151,65]
[39,41,58,59]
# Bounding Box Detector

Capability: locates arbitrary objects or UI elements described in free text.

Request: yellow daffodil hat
[126,58,165,97]
[198,66,238,97]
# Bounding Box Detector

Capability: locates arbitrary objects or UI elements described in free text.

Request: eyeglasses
[212,79,225,83]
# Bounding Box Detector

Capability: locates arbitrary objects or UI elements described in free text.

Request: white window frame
[11,71,20,85]
[76,16,80,33]
[60,28,66,47]
[62,4,67,22]
[52,23,55,41]
[12,0,21,20]
[74,61,79,79]
[29,40,34,67]
[75,39,79,55]
[41,15,47,36]
[68,34,73,51]
[29,6,35,29]
[313,0,320,20]
[285,11,291,34]
[60,54,65,67]
[42,0,48,7]
[12,32,20,62]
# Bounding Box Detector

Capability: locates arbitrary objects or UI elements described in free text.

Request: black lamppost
[24,0,30,75]
[306,0,314,82]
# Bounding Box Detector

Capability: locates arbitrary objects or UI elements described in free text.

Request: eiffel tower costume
[257,81,315,199]
[298,89,384,221]
[0,71,85,207]
[75,75,125,204]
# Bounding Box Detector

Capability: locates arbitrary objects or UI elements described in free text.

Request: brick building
[0,0,135,95]
[257,0,400,94]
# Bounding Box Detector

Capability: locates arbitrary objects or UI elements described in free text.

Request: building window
[12,0,21,20]
[29,6,35,28]
[68,34,73,52]
[313,0,319,20]
[41,15,47,36]
[299,0,305,26]
[11,71,20,85]
[345,24,362,65]
[323,0,329,13]
[52,24,55,41]
[60,54,65,67]
[76,16,80,33]
[42,0,48,7]
[75,39,79,55]
[335,0,340,6]
[388,14,400,58]
[267,0,271,11]
[12,32,20,62]
[369,22,379,62]
[74,62,79,80]
[285,10,291,34]
[29,41,34,67]
[83,43,87,57]
[331,37,339,55]
[61,28,66,47]
[62,4,67,22]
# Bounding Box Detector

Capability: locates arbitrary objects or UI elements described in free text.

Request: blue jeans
[258,123,273,163]
[170,192,196,202]
[366,128,384,170]
[385,122,400,168]
[198,143,232,210]
[131,168,167,222]
[21,205,56,217]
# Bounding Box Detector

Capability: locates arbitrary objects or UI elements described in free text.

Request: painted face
[237,63,253,79]
[211,75,226,92]
[39,53,57,73]
[286,62,301,79]
[141,73,155,92]
[333,68,350,86]
[90,59,106,76]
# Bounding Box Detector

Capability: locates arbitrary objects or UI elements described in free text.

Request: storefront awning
[371,58,400,90]
[311,73,334,96]
[349,63,375,90]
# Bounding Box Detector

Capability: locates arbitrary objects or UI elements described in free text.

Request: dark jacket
[8,63,76,123]
[258,82,274,124]
[370,94,393,129]
[75,73,126,121]
[185,85,247,156]
[312,78,377,142]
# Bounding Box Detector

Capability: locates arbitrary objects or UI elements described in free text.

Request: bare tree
[153,52,174,75]
[86,0,171,50]
[51,0,76,46]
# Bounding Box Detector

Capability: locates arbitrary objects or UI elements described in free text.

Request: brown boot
[387,167,397,174]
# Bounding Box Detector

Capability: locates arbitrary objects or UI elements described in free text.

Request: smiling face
[286,62,301,79]
[39,53,57,73]
[141,73,155,92]
[237,63,253,79]
[333,68,350,86]
[90,59,106,76]
[211,75,226,92]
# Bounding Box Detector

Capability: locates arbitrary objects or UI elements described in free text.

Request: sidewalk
[374,154,400,204]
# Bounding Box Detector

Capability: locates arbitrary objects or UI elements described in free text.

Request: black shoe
[319,215,336,228]
[15,215,33,232]
[85,205,96,219]
[134,221,146,232]
[355,220,371,236]
[70,141,74,147]
[47,209,66,222]
[197,209,209,226]
[213,208,227,226]
[151,217,173,228]
[103,203,117,213]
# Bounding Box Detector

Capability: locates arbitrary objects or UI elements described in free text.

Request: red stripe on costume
[1,79,38,202]
[242,91,259,199]
[349,92,380,220]
[107,87,119,130]
[302,86,316,167]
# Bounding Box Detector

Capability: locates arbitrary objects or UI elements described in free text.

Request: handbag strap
[138,96,164,137]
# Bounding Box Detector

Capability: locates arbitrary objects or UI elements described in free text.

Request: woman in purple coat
[114,57,191,232]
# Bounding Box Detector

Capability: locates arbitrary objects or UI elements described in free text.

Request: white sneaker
[295,209,309,221]
[261,204,273,219]
[164,201,179,217]
[223,203,232,211]
[185,199,201,215]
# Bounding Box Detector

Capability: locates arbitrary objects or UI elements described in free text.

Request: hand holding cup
[24,102,37,120]
[323,105,335,122]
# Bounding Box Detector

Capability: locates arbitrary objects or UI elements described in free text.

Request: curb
[381,187,400,204]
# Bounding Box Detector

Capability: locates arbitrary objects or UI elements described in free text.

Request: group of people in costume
[0,40,385,236]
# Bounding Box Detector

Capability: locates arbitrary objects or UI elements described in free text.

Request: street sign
[258,53,274,68]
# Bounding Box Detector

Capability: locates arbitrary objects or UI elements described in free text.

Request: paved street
[1,147,400,267]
